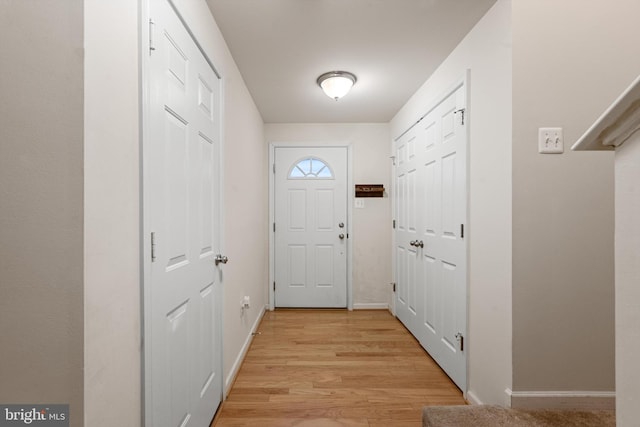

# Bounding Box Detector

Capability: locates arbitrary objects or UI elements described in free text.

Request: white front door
[274,147,348,308]
[394,79,467,391]
[144,0,223,425]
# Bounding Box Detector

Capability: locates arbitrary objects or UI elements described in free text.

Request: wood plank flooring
[212,309,465,427]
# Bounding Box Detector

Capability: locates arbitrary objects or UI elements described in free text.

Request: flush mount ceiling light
[317,71,357,101]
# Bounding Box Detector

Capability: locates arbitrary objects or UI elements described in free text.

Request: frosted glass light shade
[317,71,357,100]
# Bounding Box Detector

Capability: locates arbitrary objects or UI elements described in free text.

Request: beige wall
[391,0,513,405]
[512,0,640,398]
[265,123,393,308]
[84,0,140,426]
[0,2,85,426]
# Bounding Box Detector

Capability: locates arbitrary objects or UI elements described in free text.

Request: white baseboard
[506,389,615,410]
[352,303,389,310]
[466,390,483,406]
[224,304,267,398]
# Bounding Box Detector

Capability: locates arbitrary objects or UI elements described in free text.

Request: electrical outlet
[355,199,365,209]
[538,127,563,154]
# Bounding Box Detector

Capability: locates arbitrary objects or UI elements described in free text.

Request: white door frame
[268,143,353,310]
[390,71,470,394]
[140,0,226,423]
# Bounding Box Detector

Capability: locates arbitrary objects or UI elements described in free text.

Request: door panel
[289,245,307,287]
[274,147,348,308]
[394,80,467,391]
[395,128,421,333]
[315,245,335,286]
[288,190,307,231]
[408,248,417,315]
[145,0,222,425]
[397,247,407,306]
[423,255,437,333]
[316,190,334,230]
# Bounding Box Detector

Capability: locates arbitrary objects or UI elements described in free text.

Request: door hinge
[455,108,466,125]
[273,222,276,232]
[151,232,157,262]
[392,219,396,229]
[272,164,275,174]
[455,332,464,352]
[391,282,396,292]
[273,281,276,291]
[460,224,464,239]
[149,19,156,54]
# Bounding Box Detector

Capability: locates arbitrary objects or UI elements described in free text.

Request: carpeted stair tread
[422,405,615,427]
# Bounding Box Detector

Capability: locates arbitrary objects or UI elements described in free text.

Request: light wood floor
[212,309,465,427]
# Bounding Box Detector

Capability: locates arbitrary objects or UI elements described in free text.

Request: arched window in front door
[288,157,334,179]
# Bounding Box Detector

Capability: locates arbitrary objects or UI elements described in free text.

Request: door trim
[268,143,353,310]
[140,0,225,424]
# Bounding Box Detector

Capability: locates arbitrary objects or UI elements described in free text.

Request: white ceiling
[205,0,497,123]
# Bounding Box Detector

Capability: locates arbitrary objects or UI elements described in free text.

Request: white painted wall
[615,136,640,427]
[169,0,269,396]
[265,123,393,308]
[512,0,640,400]
[0,3,84,426]
[390,0,513,406]
[84,1,140,426]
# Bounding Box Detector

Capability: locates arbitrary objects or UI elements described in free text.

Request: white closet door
[145,0,223,425]
[394,79,467,391]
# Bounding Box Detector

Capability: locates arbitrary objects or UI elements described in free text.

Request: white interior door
[145,0,223,425]
[274,147,348,308]
[394,79,467,391]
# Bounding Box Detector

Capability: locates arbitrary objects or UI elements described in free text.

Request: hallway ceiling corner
[205,0,497,123]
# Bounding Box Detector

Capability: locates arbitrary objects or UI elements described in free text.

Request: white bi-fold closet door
[394,77,468,391]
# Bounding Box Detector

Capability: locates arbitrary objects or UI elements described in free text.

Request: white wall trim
[224,304,267,398]
[352,303,389,310]
[572,74,640,151]
[268,145,275,310]
[506,389,615,410]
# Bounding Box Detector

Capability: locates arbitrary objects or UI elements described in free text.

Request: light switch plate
[538,127,563,154]
[355,199,365,209]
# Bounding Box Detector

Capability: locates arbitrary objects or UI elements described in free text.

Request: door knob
[416,240,424,248]
[338,222,344,228]
[338,233,345,240]
[215,254,228,265]
[409,240,416,247]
